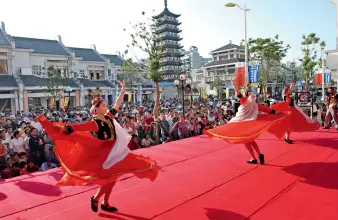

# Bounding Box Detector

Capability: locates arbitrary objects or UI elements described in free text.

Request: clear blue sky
[1,0,336,62]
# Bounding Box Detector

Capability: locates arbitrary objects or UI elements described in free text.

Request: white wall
[13,50,30,74]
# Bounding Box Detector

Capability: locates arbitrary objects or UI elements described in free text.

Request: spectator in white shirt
[30,116,42,131]
[9,130,26,154]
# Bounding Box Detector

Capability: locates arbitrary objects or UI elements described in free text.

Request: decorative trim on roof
[211,44,241,53]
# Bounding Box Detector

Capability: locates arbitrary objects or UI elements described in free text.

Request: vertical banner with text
[315,72,331,85]
[235,62,246,87]
[248,62,259,85]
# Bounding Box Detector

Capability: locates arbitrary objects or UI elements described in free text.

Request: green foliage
[246,35,290,100]
[212,77,223,100]
[299,33,326,89]
[42,66,67,101]
[120,58,141,88]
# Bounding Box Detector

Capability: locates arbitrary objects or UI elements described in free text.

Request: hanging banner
[235,62,246,87]
[248,62,259,84]
[324,72,331,83]
[315,73,323,85]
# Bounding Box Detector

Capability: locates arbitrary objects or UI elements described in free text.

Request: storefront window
[0,60,8,74]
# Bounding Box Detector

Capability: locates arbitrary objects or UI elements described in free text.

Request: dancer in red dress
[272,82,320,144]
[205,80,289,164]
[37,80,160,213]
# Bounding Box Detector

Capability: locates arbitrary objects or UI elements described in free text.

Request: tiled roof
[153,8,181,19]
[77,78,114,88]
[0,75,18,87]
[0,30,10,46]
[12,37,70,56]
[19,75,78,87]
[203,58,245,67]
[211,44,241,53]
[102,54,125,66]
[68,47,106,62]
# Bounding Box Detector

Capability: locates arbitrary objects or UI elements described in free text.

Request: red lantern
[143,91,146,94]
[152,90,155,94]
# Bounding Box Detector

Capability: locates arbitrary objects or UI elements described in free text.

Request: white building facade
[0,21,154,113]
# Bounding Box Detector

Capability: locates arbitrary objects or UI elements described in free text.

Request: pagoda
[153,0,184,82]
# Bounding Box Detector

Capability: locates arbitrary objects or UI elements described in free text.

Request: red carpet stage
[1,129,338,220]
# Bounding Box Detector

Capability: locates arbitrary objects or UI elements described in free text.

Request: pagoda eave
[157,36,183,41]
[153,8,181,19]
[158,20,182,26]
[160,61,183,66]
[155,28,181,34]
[164,44,183,49]
[161,52,184,57]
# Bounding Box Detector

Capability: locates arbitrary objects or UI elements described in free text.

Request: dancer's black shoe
[284,138,293,144]
[247,159,257,164]
[91,196,98,212]
[101,204,118,212]
[259,154,265,164]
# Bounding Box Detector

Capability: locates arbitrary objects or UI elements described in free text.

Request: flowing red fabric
[205,113,290,144]
[271,102,320,132]
[37,116,160,187]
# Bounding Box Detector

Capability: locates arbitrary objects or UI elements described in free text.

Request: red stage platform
[1,129,338,220]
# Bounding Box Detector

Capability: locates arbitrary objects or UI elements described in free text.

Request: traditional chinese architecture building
[153,0,184,82]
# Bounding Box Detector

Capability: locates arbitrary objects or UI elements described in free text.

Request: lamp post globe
[179,74,186,81]
[174,80,180,86]
[186,79,192,85]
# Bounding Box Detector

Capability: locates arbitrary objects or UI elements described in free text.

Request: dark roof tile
[0,30,10,46]
[77,78,114,88]
[211,44,241,53]
[0,75,18,87]
[102,54,125,66]
[19,75,78,87]
[68,47,106,62]
[12,37,70,56]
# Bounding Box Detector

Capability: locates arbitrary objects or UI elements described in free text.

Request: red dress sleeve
[258,103,273,114]
[70,121,99,133]
[239,96,247,105]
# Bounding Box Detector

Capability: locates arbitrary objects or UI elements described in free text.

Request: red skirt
[205,114,290,144]
[271,102,320,132]
[39,117,160,187]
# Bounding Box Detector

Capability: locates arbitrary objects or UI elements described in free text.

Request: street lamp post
[225,2,250,83]
[174,74,191,116]
[321,45,325,102]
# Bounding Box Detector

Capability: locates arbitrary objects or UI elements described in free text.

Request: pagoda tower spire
[164,0,167,9]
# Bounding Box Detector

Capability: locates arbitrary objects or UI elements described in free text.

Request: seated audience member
[8,152,19,168]
[11,162,21,177]
[26,161,40,173]
[1,168,11,179]
[0,139,7,170]
[141,135,154,148]
[128,134,140,150]
[40,158,57,171]
[19,161,27,175]
[18,152,28,162]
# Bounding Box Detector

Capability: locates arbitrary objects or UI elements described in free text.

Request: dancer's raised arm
[113,80,126,112]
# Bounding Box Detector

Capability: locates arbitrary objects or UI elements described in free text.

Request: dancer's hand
[231,78,236,86]
[116,80,126,89]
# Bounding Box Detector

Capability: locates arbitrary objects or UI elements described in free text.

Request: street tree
[120,58,141,89]
[212,77,223,100]
[124,11,165,121]
[299,33,326,90]
[245,35,290,100]
[41,66,67,109]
